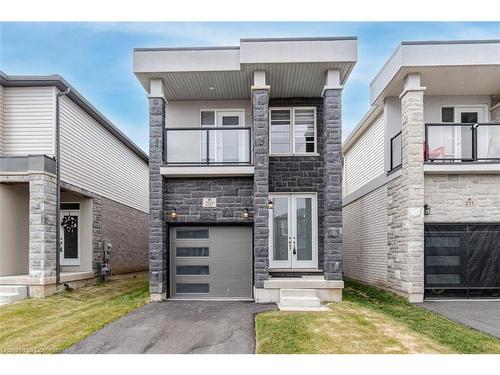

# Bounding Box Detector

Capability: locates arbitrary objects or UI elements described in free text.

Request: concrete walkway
[418,301,500,339]
[66,301,277,354]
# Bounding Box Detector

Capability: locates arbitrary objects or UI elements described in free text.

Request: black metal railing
[425,123,500,163]
[163,127,252,165]
[389,131,402,172]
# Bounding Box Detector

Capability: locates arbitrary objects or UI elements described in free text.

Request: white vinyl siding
[343,115,384,196]
[59,96,148,213]
[343,185,388,287]
[3,86,55,156]
[0,85,4,155]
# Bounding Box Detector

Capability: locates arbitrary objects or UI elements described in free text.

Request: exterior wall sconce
[242,208,250,220]
[424,204,431,216]
[170,207,178,220]
[267,199,274,210]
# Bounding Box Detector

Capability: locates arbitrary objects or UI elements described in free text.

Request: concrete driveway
[418,301,500,339]
[66,301,277,354]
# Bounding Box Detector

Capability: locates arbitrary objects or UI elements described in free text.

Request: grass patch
[343,278,500,354]
[0,275,149,354]
[256,279,500,354]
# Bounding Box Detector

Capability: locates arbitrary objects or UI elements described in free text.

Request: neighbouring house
[133,37,357,307]
[342,40,500,302]
[0,71,149,303]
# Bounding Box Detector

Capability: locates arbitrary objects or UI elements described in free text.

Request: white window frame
[199,109,246,163]
[269,106,318,156]
[60,203,81,267]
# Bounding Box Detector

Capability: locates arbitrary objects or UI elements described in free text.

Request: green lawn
[256,279,500,354]
[0,275,149,354]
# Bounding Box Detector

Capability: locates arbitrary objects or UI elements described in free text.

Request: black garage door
[425,224,500,299]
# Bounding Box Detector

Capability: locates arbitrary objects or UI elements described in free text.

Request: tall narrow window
[270,107,316,155]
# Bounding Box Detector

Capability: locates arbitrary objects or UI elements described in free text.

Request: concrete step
[280,288,318,298]
[0,285,27,304]
[280,296,322,307]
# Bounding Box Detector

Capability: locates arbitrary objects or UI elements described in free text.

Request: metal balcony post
[206,129,210,165]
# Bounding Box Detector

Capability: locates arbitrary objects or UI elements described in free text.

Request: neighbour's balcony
[161,127,254,177]
[424,123,500,174]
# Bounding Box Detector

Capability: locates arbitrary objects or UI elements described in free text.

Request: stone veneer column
[491,96,500,122]
[388,74,426,302]
[149,96,168,301]
[92,197,103,273]
[252,88,270,288]
[322,89,343,280]
[29,173,57,279]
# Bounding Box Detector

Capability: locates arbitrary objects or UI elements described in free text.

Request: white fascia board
[240,38,357,64]
[370,40,500,105]
[133,48,241,73]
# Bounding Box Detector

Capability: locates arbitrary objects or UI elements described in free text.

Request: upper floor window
[270,107,317,155]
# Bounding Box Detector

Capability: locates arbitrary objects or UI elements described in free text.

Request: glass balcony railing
[425,123,500,162]
[163,127,252,165]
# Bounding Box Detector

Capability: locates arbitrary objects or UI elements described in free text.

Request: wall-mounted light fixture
[242,208,250,220]
[267,199,274,210]
[170,207,178,220]
[424,204,431,216]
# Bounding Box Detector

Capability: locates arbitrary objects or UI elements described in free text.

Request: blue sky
[0,22,499,151]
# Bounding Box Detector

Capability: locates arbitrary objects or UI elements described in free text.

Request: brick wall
[164,177,254,224]
[343,184,389,287]
[268,97,325,268]
[101,197,148,274]
[424,174,500,223]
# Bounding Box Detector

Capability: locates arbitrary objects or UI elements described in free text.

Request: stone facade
[148,97,168,299]
[268,97,326,269]
[424,174,500,223]
[387,88,425,302]
[322,89,343,280]
[253,88,270,288]
[101,196,149,273]
[29,173,57,279]
[165,177,253,224]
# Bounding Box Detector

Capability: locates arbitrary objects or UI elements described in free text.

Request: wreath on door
[62,215,77,233]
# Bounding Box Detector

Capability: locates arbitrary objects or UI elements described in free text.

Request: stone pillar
[491,96,500,122]
[91,196,103,273]
[322,88,343,280]
[389,73,426,302]
[149,92,167,301]
[29,173,57,279]
[252,87,270,288]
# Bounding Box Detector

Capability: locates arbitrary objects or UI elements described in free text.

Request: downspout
[55,87,70,285]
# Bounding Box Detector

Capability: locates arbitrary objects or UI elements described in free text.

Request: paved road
[418,301,500,339]
[65,301,277,354]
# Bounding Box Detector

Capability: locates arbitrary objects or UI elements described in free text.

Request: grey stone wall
[322,89,343,280]
[424,174,500,223]
[164,177,253,224]
[268,97,325,268]
[101,196,149,274]
[387,89,425,302]
[149,97,167,298]
[29,173,57,278]
[253,88,270,287]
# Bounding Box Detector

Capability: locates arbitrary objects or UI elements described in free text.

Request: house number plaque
[465,198,474,207]
[203,198,217,208]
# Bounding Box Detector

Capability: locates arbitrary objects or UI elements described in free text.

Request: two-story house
[0,72,149,303]
[134,37,357,308]
[342,40,500,302]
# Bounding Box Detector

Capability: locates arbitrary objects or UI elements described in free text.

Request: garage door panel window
[176,283,209,294]
[176,265,209,276]
[176,229,209,239]
[176,247,209,257]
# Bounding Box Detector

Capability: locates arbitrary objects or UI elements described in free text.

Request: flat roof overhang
[370,40,500,105]
[133,37,357,100]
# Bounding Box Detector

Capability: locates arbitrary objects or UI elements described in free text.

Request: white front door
[60,209,81,266]
[269,193,318,269]
[216,111,245,163]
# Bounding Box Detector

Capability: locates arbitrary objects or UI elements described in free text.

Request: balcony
[425,123,500,162]
[161,127,253,177]
[424,123,500,174]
